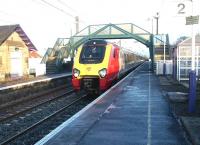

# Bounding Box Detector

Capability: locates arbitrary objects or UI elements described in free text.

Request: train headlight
[99,68,107,78]
[73,68,80,78]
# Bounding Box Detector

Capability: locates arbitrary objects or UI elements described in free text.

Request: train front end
[72,40,112,93]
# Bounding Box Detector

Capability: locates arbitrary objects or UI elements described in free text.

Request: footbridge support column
[149,34,155,72]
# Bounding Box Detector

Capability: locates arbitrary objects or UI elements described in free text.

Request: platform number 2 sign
[177,3,185,14]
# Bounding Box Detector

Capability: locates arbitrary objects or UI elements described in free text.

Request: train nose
[81,77,99,91]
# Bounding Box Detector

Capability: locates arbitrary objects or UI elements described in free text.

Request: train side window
[114,49,118,58]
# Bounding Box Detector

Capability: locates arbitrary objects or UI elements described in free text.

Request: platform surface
[0,73,71,91]
[36,63,188,145]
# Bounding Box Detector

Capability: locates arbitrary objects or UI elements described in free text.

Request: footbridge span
[41,23,169,73]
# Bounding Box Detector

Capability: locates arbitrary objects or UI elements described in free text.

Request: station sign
[163,0,193,17]
[186,15,199,25]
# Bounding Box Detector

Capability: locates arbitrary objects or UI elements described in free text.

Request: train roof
[82,39,139,55]
[83,39,107,46]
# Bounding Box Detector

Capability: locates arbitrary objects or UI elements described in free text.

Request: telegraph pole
[186,0,199,112]
[154,12,159,35]
[163,34,166,75]
[75,16,79,34]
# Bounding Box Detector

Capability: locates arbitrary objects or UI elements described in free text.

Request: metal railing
[41,38,69,64]
[41,23,170,71]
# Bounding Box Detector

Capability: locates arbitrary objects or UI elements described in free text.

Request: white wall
[29,58,46,76]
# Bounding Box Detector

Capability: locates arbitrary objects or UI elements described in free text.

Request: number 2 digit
[178,3,185,14]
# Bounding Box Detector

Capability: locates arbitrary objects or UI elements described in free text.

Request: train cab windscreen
[79,40,107,64]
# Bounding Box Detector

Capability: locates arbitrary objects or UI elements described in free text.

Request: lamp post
[188,23,196,113]
[163,34,166,75]
[75,16,79,34]
[187,0,198,113]
[151,18,153,34]
[154,12,159,35]
[147,17,154,34]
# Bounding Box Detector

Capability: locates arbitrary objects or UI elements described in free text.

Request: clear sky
[0,0,200,56]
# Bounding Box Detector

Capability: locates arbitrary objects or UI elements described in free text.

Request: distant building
[0,24,40,81]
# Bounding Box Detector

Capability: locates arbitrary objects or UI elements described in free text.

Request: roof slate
[0,24,18,45]
[0,24,37,51]
[178,35,200,47]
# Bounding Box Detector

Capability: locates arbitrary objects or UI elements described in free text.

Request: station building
[0,24,40,81]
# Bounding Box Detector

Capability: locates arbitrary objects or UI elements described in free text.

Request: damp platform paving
[36,62,188,145]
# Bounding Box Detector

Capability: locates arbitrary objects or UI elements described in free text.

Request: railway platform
[0,72,72,109]
[36,62,193,145]
[0,73,71,91]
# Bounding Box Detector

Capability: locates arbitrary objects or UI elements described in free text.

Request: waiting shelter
[175,35,200,81]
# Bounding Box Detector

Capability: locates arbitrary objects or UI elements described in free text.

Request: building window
[15,47,19,51]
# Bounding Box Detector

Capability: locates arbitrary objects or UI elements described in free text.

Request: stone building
[0,24,38,81]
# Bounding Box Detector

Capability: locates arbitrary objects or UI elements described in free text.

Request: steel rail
[0,84,70,110]
[0,94,86,145]
[0,89,74,123]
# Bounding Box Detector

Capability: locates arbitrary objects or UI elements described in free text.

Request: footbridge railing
[41,23,169,72]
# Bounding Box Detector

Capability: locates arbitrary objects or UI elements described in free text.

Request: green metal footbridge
[41,23,169,73]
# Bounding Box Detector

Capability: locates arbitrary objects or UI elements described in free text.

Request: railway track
[0,84,70,110]
[0,86,81,145]
[0,85,73,122]
[0,63,144,145]
[0,94,88,145]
